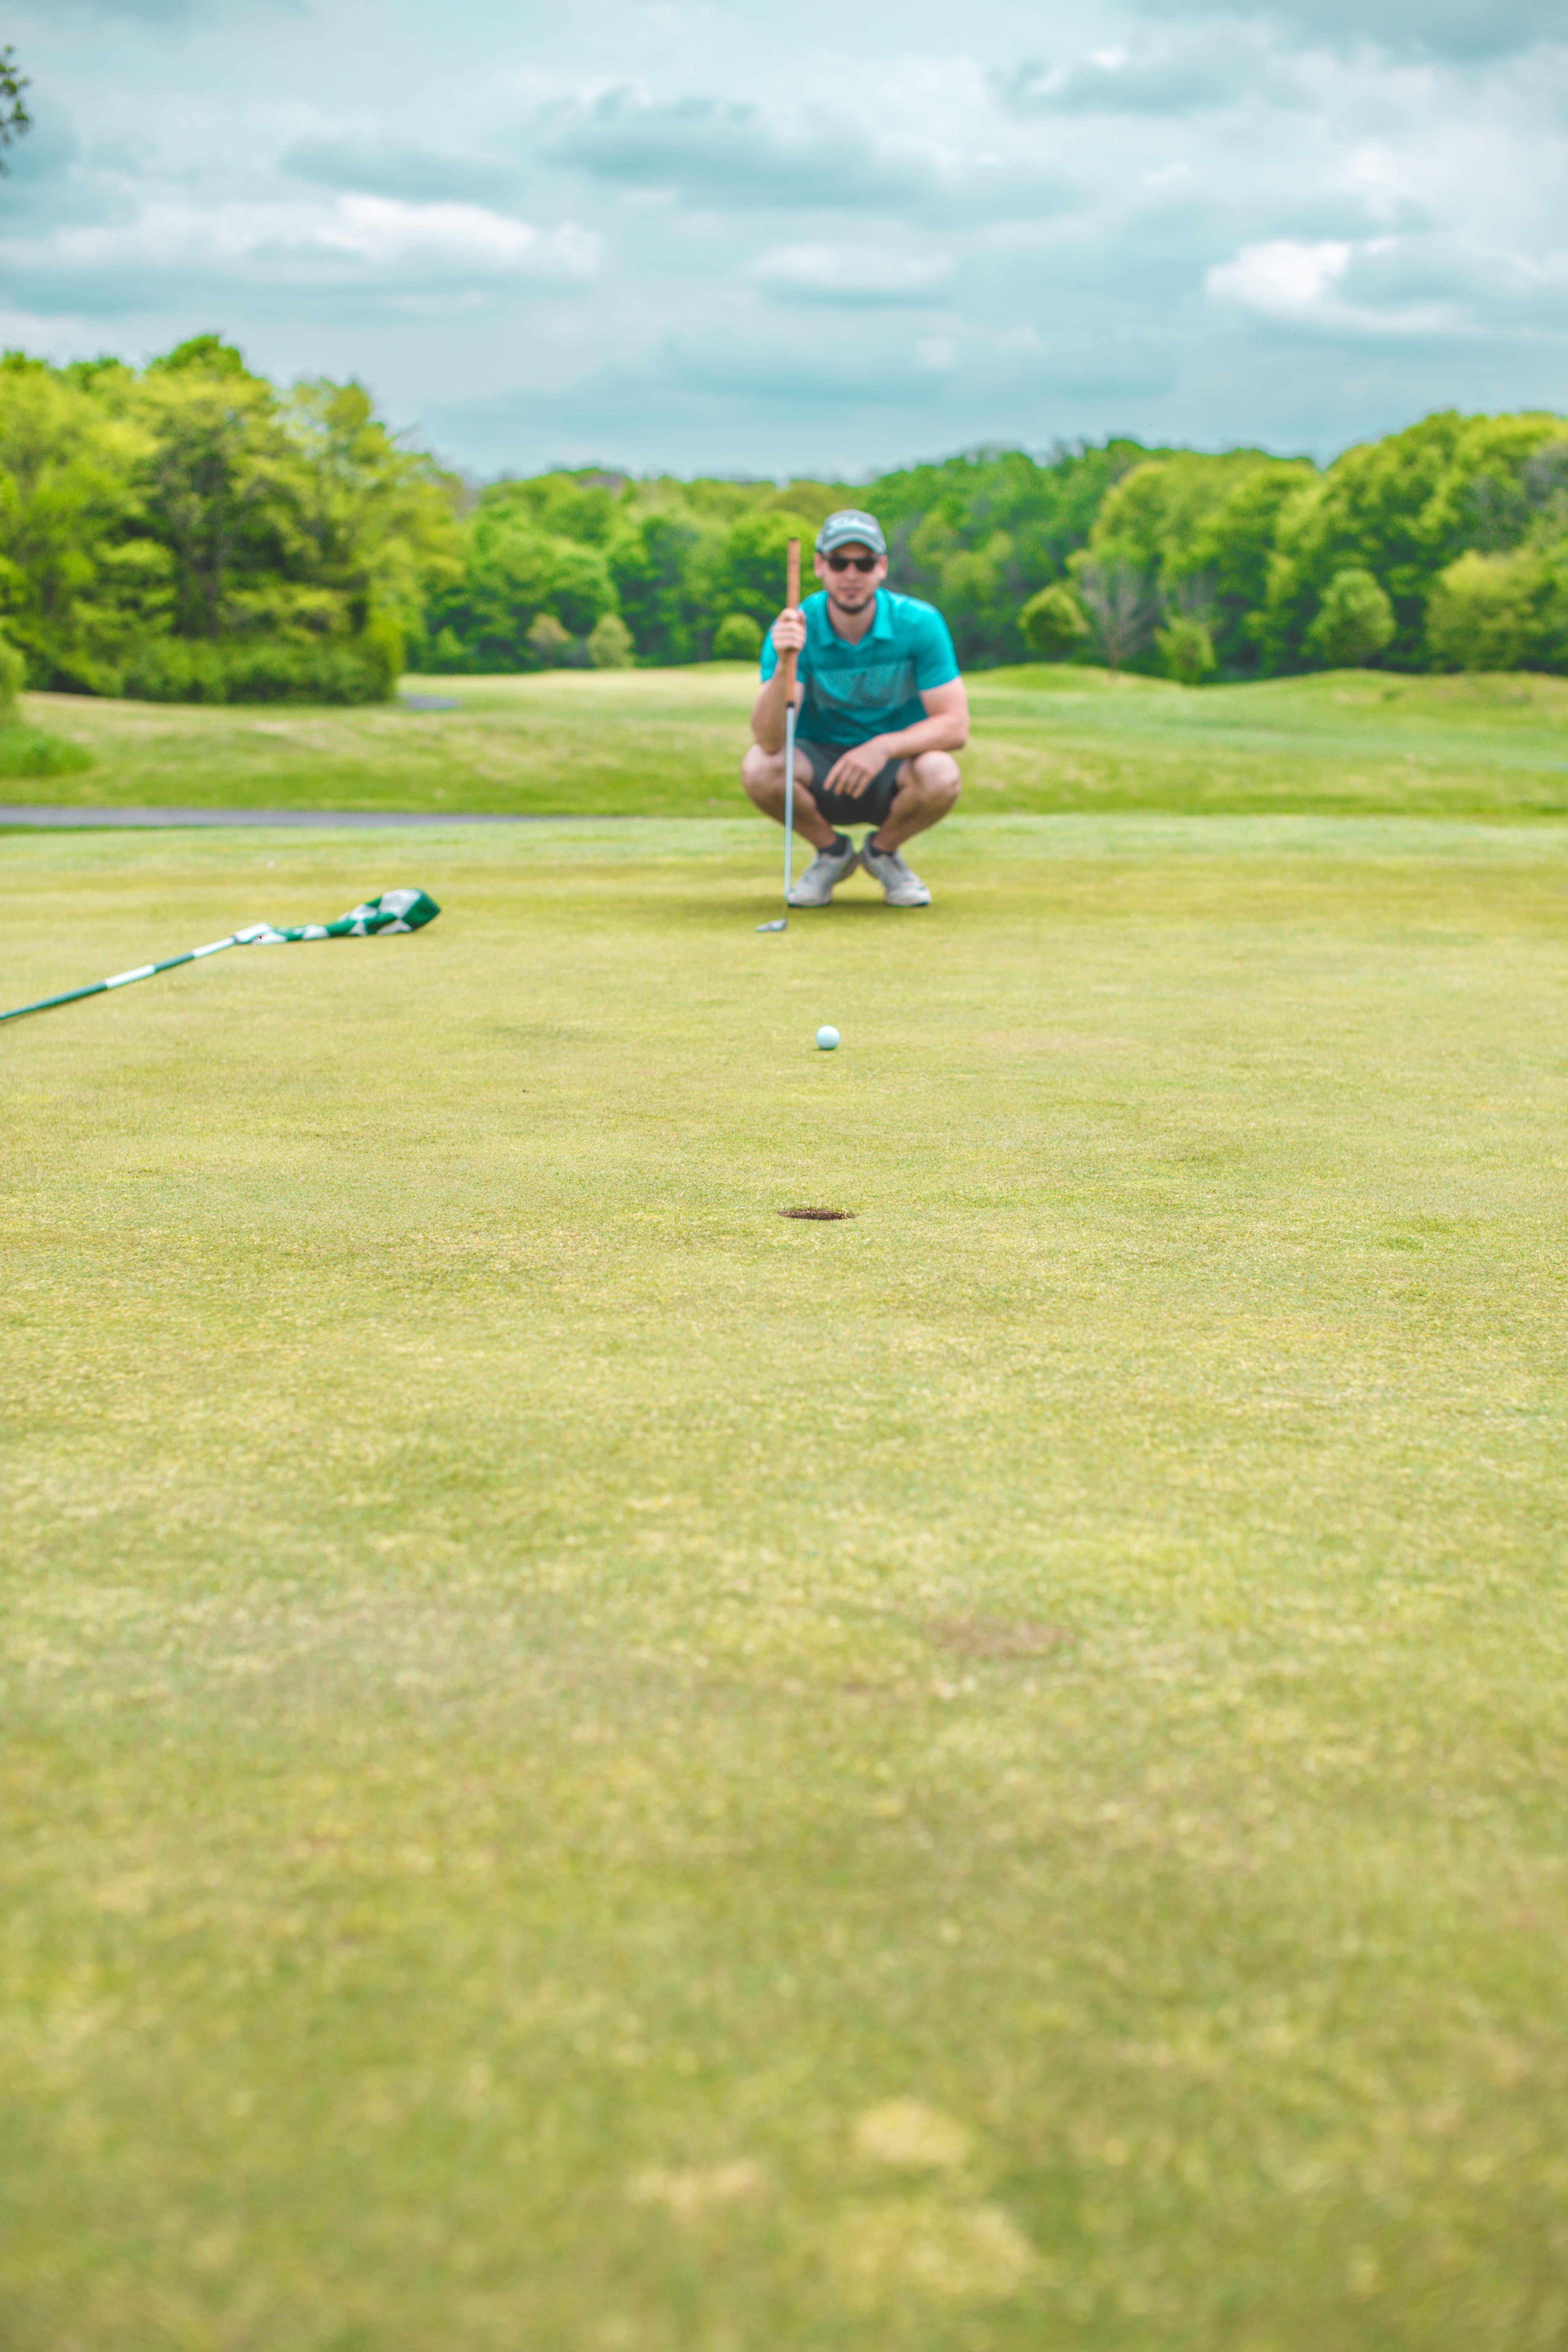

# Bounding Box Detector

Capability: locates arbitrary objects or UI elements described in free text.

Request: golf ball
[816,1026,840,1051]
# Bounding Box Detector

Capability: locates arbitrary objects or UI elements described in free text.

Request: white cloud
[0,193,601,294]
[753,243,953,302]
[1203,232,1512,337]
[995,22,1309,118]
[6,0,1568,469]
[1206,237,1355,319]
[1135,0,1567,62]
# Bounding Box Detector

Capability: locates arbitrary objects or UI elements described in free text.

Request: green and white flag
[1,887,441,1026]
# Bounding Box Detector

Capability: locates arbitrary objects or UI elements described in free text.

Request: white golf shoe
[860,837,932,907]
[787,834,859,908]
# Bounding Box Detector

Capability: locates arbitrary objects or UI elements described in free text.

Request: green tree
[875,441,1154,664]
[587,611,634,668]
[283,378,461,663]
[434,490,618,669]
[1419,421,1568,555]
[1180,461,1316,677]
[712,612,763,661]
[929,529,1018,665]
[1086,450,1314,679]
[608,508,719,665]
[711,509,815,634]
[1261,411,1568,673]
[1307,568,1396,667]
[1090,451,1278,586]
[0,625,23,714]
[1157,614,1216,685]
[527,613,572,666]
[1019,582,1089,660]
[484,469,623,546]
[755,479,847,530]
[0,45,29,170]
[1426,548,1568,673]
[1071,558,1158,673]
[129,337,308,641]
[0,355,152,690]
[0,339,468,700]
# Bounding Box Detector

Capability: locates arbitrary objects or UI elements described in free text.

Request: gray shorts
[796,738,906,829]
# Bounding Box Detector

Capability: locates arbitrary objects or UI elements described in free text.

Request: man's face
[814,541,886,610]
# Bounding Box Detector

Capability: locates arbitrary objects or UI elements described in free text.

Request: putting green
[3,815,1566,2351]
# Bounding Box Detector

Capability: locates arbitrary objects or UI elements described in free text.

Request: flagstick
[0,891,440,1026]
[0,928,265,1024]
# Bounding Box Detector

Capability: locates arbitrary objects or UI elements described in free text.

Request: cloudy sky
[3,0,1565,477]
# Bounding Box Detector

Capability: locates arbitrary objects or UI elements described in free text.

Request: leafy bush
[588,612,635,669]
[124,628,399,705]
[526,613,572,667]
[1157,614,1217,685]
[712,613,763,662]
[1307,569,1396,668]
[0,619,92,769]
[1019,584,1089,660]
[0,724,93,777]
[1426,549,1568,673]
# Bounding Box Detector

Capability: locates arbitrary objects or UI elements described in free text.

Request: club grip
[783,537,800,692]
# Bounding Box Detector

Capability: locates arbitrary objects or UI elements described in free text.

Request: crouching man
[741,508,968,909]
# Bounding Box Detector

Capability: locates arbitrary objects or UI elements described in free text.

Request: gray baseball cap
[815,508,886,557]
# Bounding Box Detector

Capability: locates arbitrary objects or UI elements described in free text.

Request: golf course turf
[15,660,1568,822]
[2,778,1567,2341]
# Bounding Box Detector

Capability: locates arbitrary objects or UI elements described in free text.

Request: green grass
[18,662,1568,819]
[3,815,1566,2350]
[0,719,94,780]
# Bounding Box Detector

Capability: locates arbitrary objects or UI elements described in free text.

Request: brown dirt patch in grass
[926,1617,1066,1660]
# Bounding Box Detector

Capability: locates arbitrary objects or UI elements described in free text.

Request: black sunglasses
[825,552,880,573]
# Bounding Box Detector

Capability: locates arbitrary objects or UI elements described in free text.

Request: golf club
[0,887,440,1026]
[757,536,801,932]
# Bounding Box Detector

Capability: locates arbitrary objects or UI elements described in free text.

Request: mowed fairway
[3,813,1567,2352]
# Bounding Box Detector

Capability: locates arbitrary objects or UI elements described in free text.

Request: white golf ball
[816,1026,840,1051]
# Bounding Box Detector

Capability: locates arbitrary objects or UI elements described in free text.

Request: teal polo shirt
[759,588,960,748]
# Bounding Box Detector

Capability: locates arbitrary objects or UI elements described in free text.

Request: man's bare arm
[749,607,806,752]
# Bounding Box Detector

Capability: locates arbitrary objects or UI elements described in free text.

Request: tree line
[1,335,1564,703]
[0,336,459,704]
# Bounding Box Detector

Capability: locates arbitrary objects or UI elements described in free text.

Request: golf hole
[779,1207,854,1222]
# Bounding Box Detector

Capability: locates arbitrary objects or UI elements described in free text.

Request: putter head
[756,915,788,932]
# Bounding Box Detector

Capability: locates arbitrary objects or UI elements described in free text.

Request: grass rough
[0,721,94,780]
[16,664,1568,819]
[2,813,1566,2350]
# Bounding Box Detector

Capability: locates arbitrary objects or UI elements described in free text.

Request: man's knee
[742,744,779,802]
[908,750,961,805]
